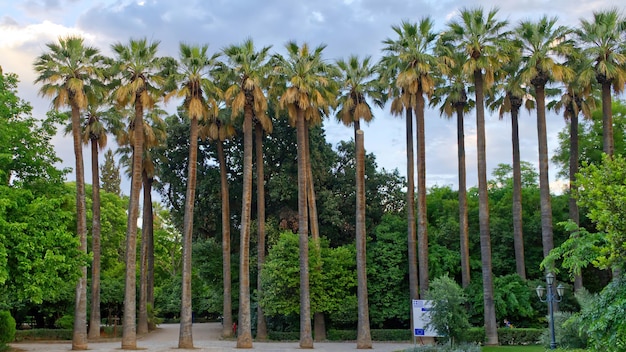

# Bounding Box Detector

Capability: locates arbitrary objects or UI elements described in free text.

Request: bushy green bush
[576,278,626,351]
[539,311,587,349]
[463,327,542,345]
[54,314,73,329]
[0,311,16,343]
[425,275,470,345]
[267,330,300,341]
[498,328,543,345]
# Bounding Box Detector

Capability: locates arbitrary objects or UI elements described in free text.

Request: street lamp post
[536,273,565,350]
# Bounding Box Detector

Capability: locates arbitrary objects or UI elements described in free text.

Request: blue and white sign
[412,300,439,337]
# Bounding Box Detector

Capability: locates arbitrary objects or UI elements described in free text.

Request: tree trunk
[236,105,254,349]
[569,111,583,291]
[474,70,498,346]
[355,129,372,349]
[455,105,470,289]
[255,122,268,341]
[534,84,554,261]
[88,138,101,339]
[511,106,526,280]
[415,94,428,297]
[218,140,233,338]
[296,110,313,349]
[137,170,150,335]
[601,82,614,157]
[122,101,144,350]
[146,176,155,308]
[405,108,418,302]
[305,124,325,341]
[71,103,88,350]
[179,116,199,349]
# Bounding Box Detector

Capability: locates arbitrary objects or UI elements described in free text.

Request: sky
[2,0,625,200]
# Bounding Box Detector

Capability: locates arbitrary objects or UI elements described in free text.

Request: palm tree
[110,38,168,349]
[381,18,437,300]
[335,54,383,349]
[431,45,473,288]
[516,16,573,264]
[551,52,596,290]
[34,36,105,350]
[63,98,116,339]
[275,41,337,349]
[169,43,221,348]
[222,38,272,348]
[486,42,531,280]
[576,9,626,157]
[200,109,236,338]
[81,102,116,339]
[113,106,167,336]
[442,7,510,345]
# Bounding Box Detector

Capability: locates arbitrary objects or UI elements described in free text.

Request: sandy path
[11,323,414,352]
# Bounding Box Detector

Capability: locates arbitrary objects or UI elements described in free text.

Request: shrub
[14,329,72,342]
[0,311,16,343]
[326,329,411,341]
[463,327,542,345]
[424,275,470,345]
[54,314,73,330]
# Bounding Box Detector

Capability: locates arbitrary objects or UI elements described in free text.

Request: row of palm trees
[33,6,626,350]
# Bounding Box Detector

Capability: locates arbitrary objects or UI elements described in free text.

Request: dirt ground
[11,322,415,352]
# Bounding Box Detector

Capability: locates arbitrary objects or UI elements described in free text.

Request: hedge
[14,329,73,342]
[464,327,543,345]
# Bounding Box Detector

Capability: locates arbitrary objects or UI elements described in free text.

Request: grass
[482,346,585,352]
[482,347,545,352]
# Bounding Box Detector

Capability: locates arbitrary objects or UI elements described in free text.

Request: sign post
[412,300,438,345]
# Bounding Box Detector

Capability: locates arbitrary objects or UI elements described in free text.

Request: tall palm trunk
[146,176,155,307]
[474,70,498,345]
[569,109,583,291]
[122,102,144,350]
[138,170,151,335]
[237,104,254,349]
[415,93,428,297]
[218,140,233,338]
[88,137,102,339]
[179,116,199,349]
[296,110,313,349]
[601,82,614,157]
[534,84,554,260]
[71,103,88,350]
[510,99,526,280]
[304,125,325,341]
[355,129,372,349]
[405,107,418,302]
[255,122,268,341]
[455,103,470,289]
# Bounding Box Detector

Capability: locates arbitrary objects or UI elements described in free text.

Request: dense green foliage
[0,311,16,344]
[424,275,470,345]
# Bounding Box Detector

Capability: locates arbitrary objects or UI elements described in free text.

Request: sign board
[412,299,439,337]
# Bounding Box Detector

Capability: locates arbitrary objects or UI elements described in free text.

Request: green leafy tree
[425,275,470,345]
[100,149,121,196]
[260,232,356,326]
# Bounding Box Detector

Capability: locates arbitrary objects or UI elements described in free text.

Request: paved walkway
[11,323,416,352]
